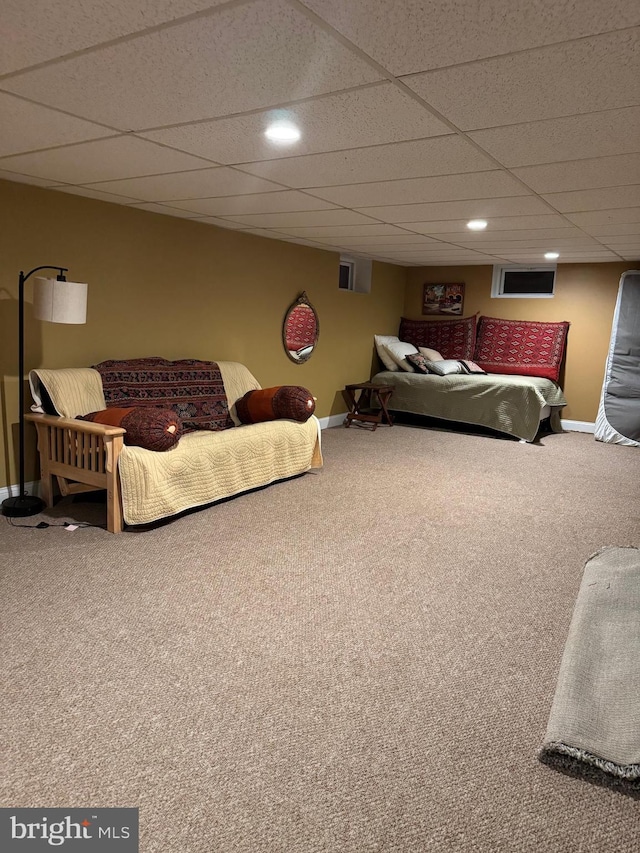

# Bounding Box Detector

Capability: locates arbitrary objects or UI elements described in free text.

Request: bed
[371,369,567,442]
[372,314,569,442]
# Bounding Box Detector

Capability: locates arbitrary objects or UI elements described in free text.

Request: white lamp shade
[33,277,88,324]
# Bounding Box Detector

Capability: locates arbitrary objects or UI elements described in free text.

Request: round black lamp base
[2,494,46,517]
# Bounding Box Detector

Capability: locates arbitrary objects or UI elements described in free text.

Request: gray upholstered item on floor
[595,270,640,447]
[540,546,640,794]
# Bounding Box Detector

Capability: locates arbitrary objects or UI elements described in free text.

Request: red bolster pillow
[236,386,316,424]
[80,407,183,451]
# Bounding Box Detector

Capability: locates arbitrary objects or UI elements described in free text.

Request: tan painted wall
[405,263,632,423]
[0,179,405,489]
[3,177,632,491]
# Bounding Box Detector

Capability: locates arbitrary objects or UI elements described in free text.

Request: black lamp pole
[2,265,68,518]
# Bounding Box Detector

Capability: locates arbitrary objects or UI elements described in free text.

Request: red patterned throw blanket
[93,357,235,432]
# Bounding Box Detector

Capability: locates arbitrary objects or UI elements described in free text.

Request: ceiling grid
[0,0,638,265]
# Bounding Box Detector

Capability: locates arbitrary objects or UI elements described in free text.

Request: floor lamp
[2,266,88,518]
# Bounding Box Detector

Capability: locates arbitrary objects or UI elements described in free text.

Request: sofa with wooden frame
[27,361,322,533]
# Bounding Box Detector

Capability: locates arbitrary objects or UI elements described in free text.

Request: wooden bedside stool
[343,382,394,431]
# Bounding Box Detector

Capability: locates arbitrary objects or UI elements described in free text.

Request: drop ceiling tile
[191,217,252,230]
[239,229,296,240]
[603,244,640,253]
[388,251,498,261]
[392,245,494,255]
[469,106,640,167]
[307,170,529,207]
[419,251,480,261]
[378,245,476,254]
[312,242,363,251]
[53,185,141,205]
[0,136,215,184]
[520,259,627,265]
[581,223,640,237]
[513,153,640,194]
[406,30,640,130]
[141,83,449,163]
[267,224,424,238]
[308,234,441,246]
[405,226,585,240]
[288,239,337,250]
[3,0,382,130]
[239,231,334,251]
[127,202,205,218]
[449,238,602,250]
[0,170,61,188]
[272,235,330,247]
[217,210,380,228]
[598,235,640,245]
[0,93,113,157]
[324,238,440,255]
[566,208,640,226]
[87,168,287,202]
[422,244,506,253]
[503,249,618,263]
[357,195,550,223]
[299,0,640,75]
[0,0,230,75]
[396,215,573,235]
[418,260,501,266]
[491,255,554,263]
[375,256,436,263]
[457,226,587,239]
[542,185,640,213]
[239,136,496,188]
[460,235,600,245]
[163,191,338,217]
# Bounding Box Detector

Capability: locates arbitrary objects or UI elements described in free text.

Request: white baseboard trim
[321,413,597,434]
[561,419,595,434]
[319,413,599,435]
[0,480,41,503]
[0,417,596,498]
[3,418,350,500]
[318,412,348,429]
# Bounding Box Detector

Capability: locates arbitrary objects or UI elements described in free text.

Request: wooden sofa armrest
[26,413,126,533]
[27,413,126,436]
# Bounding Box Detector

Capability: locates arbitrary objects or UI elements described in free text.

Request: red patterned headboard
[399,315,477,360]
[473,316,569,381]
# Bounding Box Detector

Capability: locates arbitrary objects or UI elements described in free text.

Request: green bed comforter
[371,370,567,442]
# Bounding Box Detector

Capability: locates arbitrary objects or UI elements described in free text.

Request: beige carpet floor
[1,424,639,852]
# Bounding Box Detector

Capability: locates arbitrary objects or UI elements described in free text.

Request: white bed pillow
[384,340,419,372]
[418,346,444,362]
[374,335,403,371]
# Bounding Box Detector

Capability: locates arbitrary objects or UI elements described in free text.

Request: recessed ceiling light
[264,121,301,144]
[466,219,488,231]
[544,252,560,260]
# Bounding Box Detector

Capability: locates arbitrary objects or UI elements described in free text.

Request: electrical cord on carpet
[6,517,105,531]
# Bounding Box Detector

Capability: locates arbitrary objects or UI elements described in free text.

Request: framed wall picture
[422,282,465,315]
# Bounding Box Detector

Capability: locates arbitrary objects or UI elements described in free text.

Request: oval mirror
[283,292,319,364]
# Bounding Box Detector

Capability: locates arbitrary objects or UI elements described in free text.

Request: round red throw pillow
[80,407,182,451]
[236,386,316,424]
